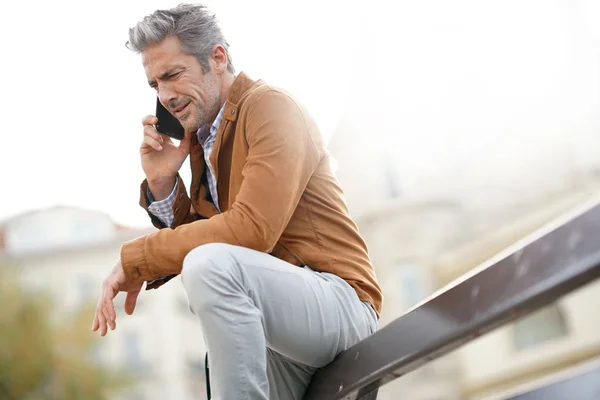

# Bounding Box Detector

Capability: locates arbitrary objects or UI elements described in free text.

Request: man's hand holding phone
[140,115,191,200]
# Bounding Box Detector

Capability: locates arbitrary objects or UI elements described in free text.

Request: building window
[512,304,568,351]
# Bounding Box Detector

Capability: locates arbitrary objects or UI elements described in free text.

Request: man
[92,3,382,399]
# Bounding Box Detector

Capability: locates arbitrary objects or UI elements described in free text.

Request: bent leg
[181,243,377,400]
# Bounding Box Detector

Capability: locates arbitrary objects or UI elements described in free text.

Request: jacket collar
[222,71,262,122]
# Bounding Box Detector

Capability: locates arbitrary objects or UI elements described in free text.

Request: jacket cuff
[139,179,167,229]
[140,174,191,229]
[120,235,153,282]
[139,179,152,209]
[171,176,192,227]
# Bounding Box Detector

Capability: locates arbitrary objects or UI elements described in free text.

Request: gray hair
[126,3,235,73]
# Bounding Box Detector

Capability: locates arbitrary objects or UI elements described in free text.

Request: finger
[142,115,158,126]
[101,289,117,331]
[92,314,99,331]
[96,305,108,336]
[140,135,163,152]
[145,127,176,149]
[124,290,141,315]
[143,124,164,143]
[106,288,118,322]
[102,300,116,331]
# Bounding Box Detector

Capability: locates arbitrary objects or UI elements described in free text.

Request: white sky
[1,0,599,228]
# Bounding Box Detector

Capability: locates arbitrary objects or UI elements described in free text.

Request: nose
[157,85,177,109]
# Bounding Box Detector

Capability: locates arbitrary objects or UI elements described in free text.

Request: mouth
[173,102,190,118]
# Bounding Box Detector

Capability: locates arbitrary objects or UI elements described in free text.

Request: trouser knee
[181,243,241,312]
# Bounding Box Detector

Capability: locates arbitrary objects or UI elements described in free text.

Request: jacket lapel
[209,72,260,211]
[189,130,220,218]
[189,129,205,200]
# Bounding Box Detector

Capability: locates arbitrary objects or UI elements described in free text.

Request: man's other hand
[92,259,143,337]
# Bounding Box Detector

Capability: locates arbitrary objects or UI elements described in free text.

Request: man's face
[143,35,222,132]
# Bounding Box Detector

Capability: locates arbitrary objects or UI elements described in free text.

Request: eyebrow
[148,66,184,88]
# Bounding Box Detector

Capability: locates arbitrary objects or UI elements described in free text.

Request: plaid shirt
[147,104,225,226]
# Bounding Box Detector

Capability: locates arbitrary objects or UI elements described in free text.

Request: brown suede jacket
[120,72,383,316]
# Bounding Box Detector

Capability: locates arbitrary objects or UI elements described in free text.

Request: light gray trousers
[180,243,378,400]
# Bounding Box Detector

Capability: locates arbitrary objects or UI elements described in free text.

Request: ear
[210,44,228,74]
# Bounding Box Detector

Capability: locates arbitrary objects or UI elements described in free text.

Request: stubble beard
[182,87,222,132]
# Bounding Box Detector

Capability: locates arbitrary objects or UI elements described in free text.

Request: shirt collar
[196,103,226,147]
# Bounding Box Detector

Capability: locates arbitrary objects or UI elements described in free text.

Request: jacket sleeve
[121,90,322,282]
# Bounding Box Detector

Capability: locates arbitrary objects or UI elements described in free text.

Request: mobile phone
[155,98,185,140]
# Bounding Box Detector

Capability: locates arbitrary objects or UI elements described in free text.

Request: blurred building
[327,67,600,400]
[324,0,600,396]
[0,206,208,400]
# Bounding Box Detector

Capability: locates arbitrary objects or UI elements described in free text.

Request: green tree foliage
[0,268,132,400]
